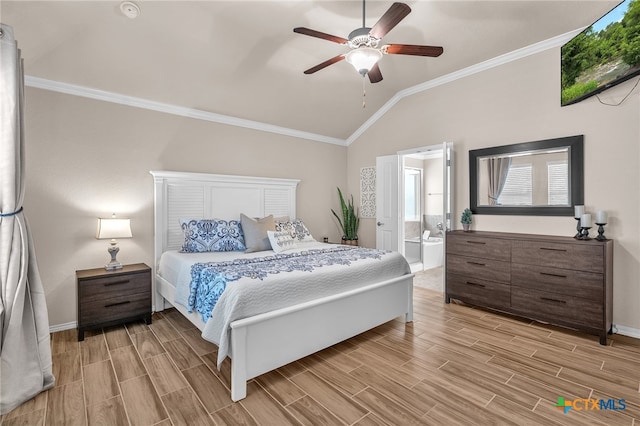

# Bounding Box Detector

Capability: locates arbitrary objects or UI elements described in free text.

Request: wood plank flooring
[2,286,639,425]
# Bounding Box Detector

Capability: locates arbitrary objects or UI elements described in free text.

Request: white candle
[596,210,608,224]
[581,213,592,228]
[574,205,585,219]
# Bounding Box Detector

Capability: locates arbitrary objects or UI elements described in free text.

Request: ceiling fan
[293,1,443,83]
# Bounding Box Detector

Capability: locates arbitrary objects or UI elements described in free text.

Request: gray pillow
[240,214,275,252]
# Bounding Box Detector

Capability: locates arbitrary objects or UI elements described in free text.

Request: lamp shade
[96,218,132,240]
[345,47,383,76]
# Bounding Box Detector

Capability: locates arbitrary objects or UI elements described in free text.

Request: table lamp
[96,215,132,270]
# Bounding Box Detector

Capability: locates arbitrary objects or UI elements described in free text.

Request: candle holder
[579,226,592,240]
[595,222,607,241]
[574,217,582,239]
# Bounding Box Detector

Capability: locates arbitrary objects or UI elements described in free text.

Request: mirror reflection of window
[498,163,532,205]
[477,147,571,207]
[547,160,569,205]
[404,168,421,221]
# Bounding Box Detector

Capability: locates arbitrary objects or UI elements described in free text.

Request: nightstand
[76,263,152,341]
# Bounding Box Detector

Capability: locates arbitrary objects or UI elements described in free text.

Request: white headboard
[150,171,300,268]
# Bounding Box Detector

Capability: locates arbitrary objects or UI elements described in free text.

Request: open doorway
[399,144,452,293]
[375,142,453,293]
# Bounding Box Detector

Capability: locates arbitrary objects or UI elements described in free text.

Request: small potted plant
[461,208,473,232]
[331,187,359,245]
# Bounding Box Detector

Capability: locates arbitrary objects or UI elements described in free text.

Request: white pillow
[267,230,297,253]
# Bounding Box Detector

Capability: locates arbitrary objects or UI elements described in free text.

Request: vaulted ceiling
[2,1,618,144]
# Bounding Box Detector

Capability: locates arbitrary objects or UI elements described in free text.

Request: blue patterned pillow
[179,219,246,253]
[275,218,315,242]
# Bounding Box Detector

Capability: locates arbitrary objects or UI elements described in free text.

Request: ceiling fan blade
[369,3,411,39]
[304,54,346,74]
[384,44,444,57]
[293,27,348,44]
[368,64,383,83]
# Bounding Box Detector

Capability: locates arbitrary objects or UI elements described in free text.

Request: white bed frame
[150,170,413,401]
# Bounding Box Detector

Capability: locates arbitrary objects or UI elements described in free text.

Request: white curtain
[0,23,54,415]
[487,157,512,206]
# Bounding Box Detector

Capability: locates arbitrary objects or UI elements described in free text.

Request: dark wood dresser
[445,231,613,344]
[76,263,152,341]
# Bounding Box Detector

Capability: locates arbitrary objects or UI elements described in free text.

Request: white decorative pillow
[275,218,315,242]
[240,214,275,253]
[267,231,297,253]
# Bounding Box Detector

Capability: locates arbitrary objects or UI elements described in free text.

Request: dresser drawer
[79,292,151,326]
[511,288,603,328]
[511,241,603,273]
[447,273,510,310]
[511,263,603,300]
[447,254,510,283]
[79,272,150,302]
[447,234,511,262]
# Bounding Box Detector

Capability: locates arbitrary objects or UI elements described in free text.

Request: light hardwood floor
[2,287,639,425]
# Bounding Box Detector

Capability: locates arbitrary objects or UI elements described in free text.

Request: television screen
[561,0,640,106]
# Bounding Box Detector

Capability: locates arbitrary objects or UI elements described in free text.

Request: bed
[150,170,414,401]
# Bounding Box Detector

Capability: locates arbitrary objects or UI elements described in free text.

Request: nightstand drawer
[79,272,150,302]
[76,263,152,341]
[80,292,150,326]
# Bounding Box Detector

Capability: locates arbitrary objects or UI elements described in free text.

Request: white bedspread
[159,242,411,367]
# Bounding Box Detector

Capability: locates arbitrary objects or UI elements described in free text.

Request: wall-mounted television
[561,0,640,106]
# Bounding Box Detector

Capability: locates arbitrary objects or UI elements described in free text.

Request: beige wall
[347,48,640,331]
[24,88,347,328]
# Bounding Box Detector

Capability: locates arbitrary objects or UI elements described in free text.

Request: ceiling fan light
[345,48,382,76]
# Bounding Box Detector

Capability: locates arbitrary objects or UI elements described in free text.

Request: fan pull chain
[362,76,366,109]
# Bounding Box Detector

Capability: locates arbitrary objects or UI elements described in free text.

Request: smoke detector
[120,1,140,19]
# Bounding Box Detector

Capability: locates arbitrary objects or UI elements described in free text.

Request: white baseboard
[614,324,640,339]
[49,321,76,333]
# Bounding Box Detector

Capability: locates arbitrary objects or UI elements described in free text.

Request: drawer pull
[540,272,567,279]
[104,280,130,287]
[467,261,486,266]
[466,241,486,245]
[465,281,486,288]
[540,297,566,304]
[104,301,131,308]
[539,247,567,252]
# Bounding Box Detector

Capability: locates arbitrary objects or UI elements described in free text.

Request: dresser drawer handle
[465,281,486,288]
[539,247,567,252]
[540,297,566,304]
[540,272,567,278]
[104,280,130,287]
[104,301,131,308]
[467,261,486,266]
[466,241,486,245]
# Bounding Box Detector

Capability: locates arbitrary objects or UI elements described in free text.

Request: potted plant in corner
[461,208,473,232]
[331,187,359,245]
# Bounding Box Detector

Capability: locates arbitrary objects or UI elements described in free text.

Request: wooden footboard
[155,273,413,401]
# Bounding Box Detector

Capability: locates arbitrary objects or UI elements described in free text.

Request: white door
[376,155,401,251]
[442,141,454,300]
[443,142,454,231]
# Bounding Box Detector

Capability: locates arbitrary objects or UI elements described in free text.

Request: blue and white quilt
[187,246,385,322]
[159,242,411,367]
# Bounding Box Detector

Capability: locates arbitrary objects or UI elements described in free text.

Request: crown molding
[24,29,581,148]
[24,76,347,147]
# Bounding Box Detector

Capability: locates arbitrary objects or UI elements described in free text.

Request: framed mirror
[470,135,583,216]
